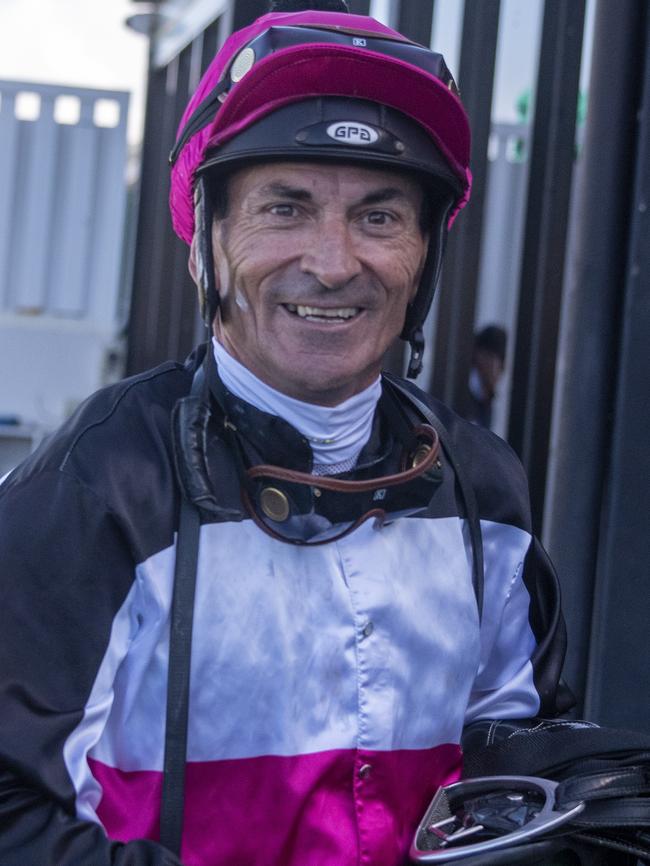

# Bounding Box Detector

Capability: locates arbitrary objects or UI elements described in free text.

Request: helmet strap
[406,327,425,379]
[401,193,454,380]
[193,177,219,327]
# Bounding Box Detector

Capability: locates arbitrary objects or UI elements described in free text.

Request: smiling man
[206,162,429,404]
[0,2,573,866]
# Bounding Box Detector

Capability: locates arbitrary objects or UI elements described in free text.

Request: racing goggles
[169,23,459,166]
[239,423,442,545]
[411,775,585,863]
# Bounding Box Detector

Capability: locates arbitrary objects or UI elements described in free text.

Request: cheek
[377,239,428,304]
[213,232,259,308]
[218,227,298,300]
[216,255,233,299]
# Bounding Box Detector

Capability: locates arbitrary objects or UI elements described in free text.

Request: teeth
[288,304,359,319]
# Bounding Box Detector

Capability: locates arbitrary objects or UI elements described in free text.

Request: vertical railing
[543,0,650,726]
[430,0,501,419]
[508,0,586,533]
[397,0,434,44]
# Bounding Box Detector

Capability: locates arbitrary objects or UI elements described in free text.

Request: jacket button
[361,621,374,638]
[411,444,431,468]
[259,487,290,522]
[358,763,372,779]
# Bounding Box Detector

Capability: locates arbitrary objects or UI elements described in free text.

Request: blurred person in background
[467,324,507,429]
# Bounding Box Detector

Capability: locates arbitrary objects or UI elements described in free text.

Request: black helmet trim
[197,99,463,199]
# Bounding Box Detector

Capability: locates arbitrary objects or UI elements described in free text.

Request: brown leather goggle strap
[241,424,440,545]
[245,424,440,493]
[240,489,387,546]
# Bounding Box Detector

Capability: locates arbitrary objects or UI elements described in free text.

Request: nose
[300,216,362,290]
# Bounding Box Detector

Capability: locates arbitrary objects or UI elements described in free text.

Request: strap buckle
[410,775,585,862]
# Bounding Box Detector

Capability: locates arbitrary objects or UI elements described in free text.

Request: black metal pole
[397,0,435,46]
[544,0,649,712]
[431,0,500,416]
[507,0,585,533]
[232,0,267,30]
[348,0,371,15]
[543,0,647,715]
[585,29,650,727]
[160,45,196,363]
[126,57,179,374]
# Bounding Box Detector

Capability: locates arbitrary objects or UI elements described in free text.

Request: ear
[188,234,199,283]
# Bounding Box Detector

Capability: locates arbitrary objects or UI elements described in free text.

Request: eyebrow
[357,187,412,207]
[257,183,413,207]
[257,182,313,202]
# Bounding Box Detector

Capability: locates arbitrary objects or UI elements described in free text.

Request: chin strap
[407,327,425,379]
[193,177,219,327]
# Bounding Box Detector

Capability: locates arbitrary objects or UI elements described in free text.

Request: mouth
[283,303,362,323]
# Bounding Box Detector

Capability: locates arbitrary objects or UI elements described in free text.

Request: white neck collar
[212,338,381,470]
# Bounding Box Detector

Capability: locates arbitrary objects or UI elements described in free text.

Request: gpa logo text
[326,122,379,146]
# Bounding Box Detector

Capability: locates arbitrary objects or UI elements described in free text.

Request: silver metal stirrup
[410,775,585,863]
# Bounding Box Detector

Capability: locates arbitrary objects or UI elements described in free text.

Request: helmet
[169,1,472,377]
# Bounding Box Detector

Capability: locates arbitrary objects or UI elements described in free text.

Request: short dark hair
[474,325,507,363]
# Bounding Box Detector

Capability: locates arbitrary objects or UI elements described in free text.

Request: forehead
[225,161,424,207]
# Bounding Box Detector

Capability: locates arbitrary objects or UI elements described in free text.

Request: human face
[208,162,428,406]
[473,349,504,400]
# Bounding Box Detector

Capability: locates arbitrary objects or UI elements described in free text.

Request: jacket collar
[205,348,397,476]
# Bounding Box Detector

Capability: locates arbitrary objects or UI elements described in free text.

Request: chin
[277,364,376,405]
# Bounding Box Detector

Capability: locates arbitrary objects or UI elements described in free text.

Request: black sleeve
[0,469,182,866]
[462,538,576,757]
[521,537,575,716]
[0,786,182,866]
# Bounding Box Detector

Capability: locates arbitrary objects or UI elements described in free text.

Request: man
[467,324,507,429]
[0,3,570,865]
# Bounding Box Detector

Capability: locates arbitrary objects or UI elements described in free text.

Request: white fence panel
[0,80,130,448]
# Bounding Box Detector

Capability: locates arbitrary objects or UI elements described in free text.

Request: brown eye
[269,204,298,217]
[365,211,393,226]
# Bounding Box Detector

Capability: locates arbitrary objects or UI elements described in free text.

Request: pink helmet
[169,1,472,376]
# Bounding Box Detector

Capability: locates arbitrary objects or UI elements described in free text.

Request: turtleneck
[212,338,381,472]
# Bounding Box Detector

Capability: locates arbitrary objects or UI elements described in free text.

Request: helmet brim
[197,97,464,197]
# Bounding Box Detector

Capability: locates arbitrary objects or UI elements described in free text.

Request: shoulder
[4,357,195,518]
[388,376,531,533]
